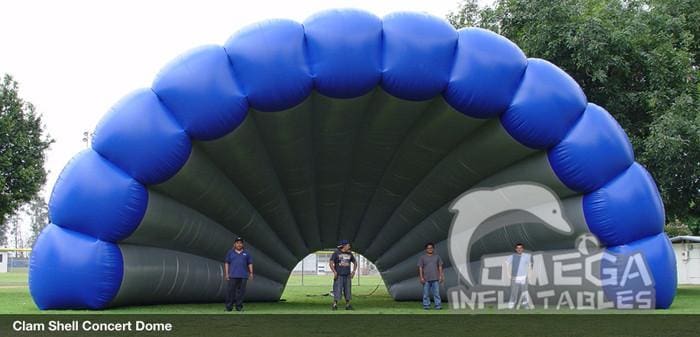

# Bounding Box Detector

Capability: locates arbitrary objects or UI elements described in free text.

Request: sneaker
[345,305,354,310]
[332,303,338,311]
[225,308,233,312]
[435,307,442,310]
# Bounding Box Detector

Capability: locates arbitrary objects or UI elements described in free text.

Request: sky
[0,0,491,244]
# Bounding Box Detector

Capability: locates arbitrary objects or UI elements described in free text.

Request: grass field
[2,271,699,314]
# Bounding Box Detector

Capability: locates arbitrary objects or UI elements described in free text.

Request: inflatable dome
[29,9,676,309]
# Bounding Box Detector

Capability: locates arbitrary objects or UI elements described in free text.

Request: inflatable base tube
[604,233,676,309]
[29,224,123,310]
[29,225,284,310]
[111,245,283,307]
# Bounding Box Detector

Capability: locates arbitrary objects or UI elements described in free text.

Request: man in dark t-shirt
[224,237,254,312]
[329,239,357,310]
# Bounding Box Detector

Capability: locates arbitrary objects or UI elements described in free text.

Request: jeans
[226,278,248,310]
[422,280,442,308]
[333,275,352,302]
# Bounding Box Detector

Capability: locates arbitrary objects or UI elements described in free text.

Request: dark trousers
[333,275,351,302]
[226,278,247,310]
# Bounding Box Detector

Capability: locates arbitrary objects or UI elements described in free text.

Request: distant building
[292,251,378,275]
[0,252,7,273]
[670,236,700,285]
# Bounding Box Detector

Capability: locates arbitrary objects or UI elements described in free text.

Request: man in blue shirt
[224,237,254,312]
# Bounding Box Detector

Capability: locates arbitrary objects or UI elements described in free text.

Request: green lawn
[2,271,700,314]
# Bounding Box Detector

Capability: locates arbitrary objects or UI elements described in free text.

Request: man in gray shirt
[417,242,444,310]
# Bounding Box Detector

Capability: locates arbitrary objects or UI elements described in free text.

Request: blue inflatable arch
[30,9,676,309]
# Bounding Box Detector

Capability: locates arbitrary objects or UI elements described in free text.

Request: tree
[446,0,482,28]
[642,94,700,231]
[8,214,23,249]
[448,0,699,234]
[26,194,49,247]
[664,218,693,237]
[0,215,6,246]
[0,74,53,235]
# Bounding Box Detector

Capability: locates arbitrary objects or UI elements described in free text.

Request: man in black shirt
[329,239,357,310]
